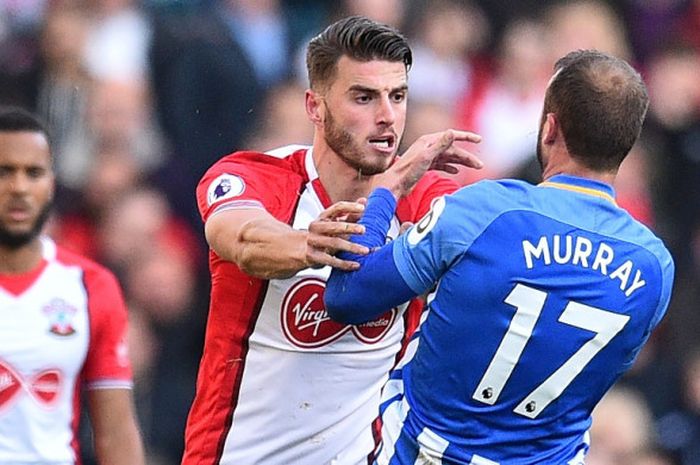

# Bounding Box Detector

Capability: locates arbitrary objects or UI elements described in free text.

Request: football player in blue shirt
[324,49,675,465]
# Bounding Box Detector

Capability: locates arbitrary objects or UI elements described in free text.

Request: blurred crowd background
[0,0,699,464]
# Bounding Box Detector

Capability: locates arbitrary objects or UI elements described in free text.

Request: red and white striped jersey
[184,146,458,465]
[0,237,132,464]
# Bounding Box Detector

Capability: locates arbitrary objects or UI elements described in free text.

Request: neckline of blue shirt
[542,174,616,200]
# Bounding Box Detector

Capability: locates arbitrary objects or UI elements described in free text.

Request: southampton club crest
[42,298,78,336]
[207,173,246,206]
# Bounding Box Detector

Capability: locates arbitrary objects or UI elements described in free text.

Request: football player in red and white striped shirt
[182,16,482,465]
[0,107,145,465]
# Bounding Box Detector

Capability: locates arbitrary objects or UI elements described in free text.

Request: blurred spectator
[622,0,686,62]
[337,0,405,28]
[588,386,657,465]
[29,6,92,180]
[459,17,549,180]
[676,0,700,53]
[402,100,478,186]
[642,44,700,358]
[98,187,201,273]
[218,0,290,86]
[83,0,152,81]
[656,348,700,465]
[545,0,632,63]
[149,5,262,226]
[405,0,490,111]
[615,144,656,227]
[50,140,144,259]
[403,101,457,149]
[645,43,700,254]
[618,328,682,420]
[243,80,313,151]
[0,0,46,83]
[631,449,681,465]
[87,79,164,171]
[56,78,165,190]
[124,247,204,464]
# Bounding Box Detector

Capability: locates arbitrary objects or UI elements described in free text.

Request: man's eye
[392,93,406,103]
[356,95,371,103]
[27,168,45,178]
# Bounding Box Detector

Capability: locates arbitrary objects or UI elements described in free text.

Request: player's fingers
[306,249,361,271]
[341,211,365,224]
[335,197,368,223]
[309,220,366,237]
[319,201,365,220]
[308,235,370,256]
[426,129,481,153]
[449,130,482,144]
[434,146,484,169]
[431,163,460,175]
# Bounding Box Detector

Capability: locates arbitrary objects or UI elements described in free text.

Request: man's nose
[9,173,31,193]
[376,95,396,126]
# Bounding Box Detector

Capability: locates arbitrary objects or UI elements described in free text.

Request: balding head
[543,50,649,172]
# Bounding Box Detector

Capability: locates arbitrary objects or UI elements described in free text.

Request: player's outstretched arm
[205,203,370,279]
[88,388,145,465]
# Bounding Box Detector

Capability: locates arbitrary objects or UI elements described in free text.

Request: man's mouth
[5,204,32,223]
[369,135,396,151]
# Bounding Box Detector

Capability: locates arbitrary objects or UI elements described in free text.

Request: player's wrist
[370,174,402,199]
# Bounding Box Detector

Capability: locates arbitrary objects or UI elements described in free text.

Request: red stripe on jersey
[367,415,383,464]
[213,280,270,463]
[311,177,333,209]
[185,176,308,464]
[181,274,269,465]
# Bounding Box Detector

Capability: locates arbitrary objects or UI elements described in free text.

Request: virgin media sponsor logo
[0,361,61,412]
[281,278,397,348]
[354,311,396,343]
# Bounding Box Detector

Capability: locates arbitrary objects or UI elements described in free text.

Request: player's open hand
[305,200,369,270]
[373,129,483,198]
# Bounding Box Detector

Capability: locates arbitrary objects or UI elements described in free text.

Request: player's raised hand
[373,129,482,198]
[305,200,369,270]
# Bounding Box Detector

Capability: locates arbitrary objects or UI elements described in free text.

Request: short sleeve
[82,267,133,389]
[196,154,269,222]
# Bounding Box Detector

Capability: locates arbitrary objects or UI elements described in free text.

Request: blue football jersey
[374,175,674,464]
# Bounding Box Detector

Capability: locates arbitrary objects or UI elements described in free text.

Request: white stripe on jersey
[415,427,450,464]
[376,396,410,465]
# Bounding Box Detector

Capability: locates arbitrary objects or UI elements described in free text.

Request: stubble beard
[0,201,52,250]
[323,105,395,176]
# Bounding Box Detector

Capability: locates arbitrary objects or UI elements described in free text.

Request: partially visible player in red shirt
[0,106,145,465]
[182,15,482,465]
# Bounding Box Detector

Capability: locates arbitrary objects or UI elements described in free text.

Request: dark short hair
[544,50,649,171]
[0,106,49,140]
[306,15,412,91]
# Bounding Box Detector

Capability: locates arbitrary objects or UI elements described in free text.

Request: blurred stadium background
[1,0,699,463]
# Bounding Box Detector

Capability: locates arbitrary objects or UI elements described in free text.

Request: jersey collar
[539,174,617,205]
[304,147,334,209]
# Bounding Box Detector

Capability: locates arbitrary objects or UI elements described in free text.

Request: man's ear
[305,89,324,126]
[542,113,558,145]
